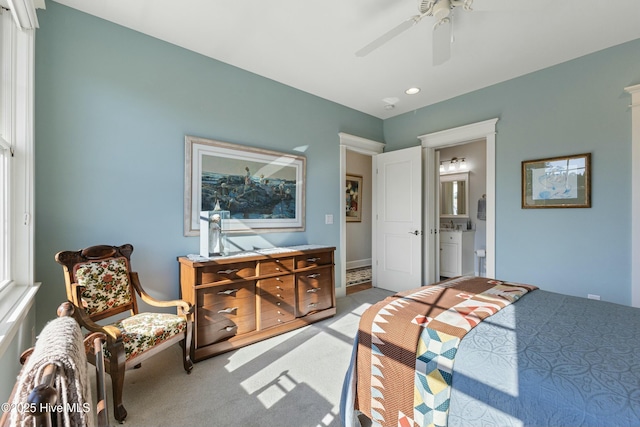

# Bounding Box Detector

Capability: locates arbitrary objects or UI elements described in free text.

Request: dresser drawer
[257,257,294,275]
[197,305,256,335]
[259,276,295,326]
[261,307,296,329]
[295,251,333,269]
[197,261,256,284]
[258,275,294,296]
[197,281,256,335]
[196,316,237,348]
[197,281,255,307]
[296,266,333,316]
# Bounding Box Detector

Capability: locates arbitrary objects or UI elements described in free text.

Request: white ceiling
[50,0,640,119]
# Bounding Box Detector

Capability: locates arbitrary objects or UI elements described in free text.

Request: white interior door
[374,146,422,292]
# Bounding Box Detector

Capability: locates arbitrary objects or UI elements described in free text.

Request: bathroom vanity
[439,230,475,278]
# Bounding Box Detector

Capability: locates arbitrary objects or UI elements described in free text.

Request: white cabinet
[439,231,475,278]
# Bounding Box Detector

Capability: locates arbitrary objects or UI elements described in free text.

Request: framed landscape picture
[184,136,306,235]
[522,153,591,209]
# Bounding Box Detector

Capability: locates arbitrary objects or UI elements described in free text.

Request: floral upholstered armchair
[55,244,193,423]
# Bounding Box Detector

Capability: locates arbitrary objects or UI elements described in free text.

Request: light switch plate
[325,214,333,224]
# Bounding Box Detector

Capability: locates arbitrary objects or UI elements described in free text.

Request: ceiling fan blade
[356,15,422,57]
[432,18,452,66]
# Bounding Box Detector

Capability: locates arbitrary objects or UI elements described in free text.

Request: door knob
[409,230,420,235]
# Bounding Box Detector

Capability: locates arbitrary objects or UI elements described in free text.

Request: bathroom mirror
[440,171,469,218]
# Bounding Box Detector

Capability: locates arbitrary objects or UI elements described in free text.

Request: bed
[340,276,640,427]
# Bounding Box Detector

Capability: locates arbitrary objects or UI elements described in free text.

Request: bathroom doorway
[437,139,487,278]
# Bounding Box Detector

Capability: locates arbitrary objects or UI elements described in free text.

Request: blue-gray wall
[384,39,640,304]
[34,2,383,328]
[34,2,639,332]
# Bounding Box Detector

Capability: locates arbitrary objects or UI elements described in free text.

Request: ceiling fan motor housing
[432,0,452,21]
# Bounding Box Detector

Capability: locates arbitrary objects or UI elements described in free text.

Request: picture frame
[522,153,591,209]
[346,174,363,222]
[184,136,306,235]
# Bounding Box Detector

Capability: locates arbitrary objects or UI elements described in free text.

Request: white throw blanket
[10,316,94,427]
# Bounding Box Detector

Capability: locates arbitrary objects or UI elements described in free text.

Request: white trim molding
[625,84,640,307]
[419,118,499,279]
[0,9,38,358]
[338,133,384,298]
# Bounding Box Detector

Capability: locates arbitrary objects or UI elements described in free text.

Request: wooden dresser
[178,245,336,361]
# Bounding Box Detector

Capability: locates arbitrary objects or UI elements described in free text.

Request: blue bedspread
[342,289,640,426]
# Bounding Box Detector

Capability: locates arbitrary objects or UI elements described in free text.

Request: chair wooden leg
[182,340,193,373]
[110,344,128,423]
[183,321,193,373]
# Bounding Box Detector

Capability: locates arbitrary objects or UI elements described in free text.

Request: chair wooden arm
[68,286,123,342]
[130,272,193,316]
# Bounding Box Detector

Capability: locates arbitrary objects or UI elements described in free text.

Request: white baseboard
[346,259,372,270]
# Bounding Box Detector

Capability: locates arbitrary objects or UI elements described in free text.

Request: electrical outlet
[587,294,601,300]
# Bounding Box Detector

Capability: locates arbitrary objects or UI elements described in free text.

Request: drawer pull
[218,268,239,275]
[308,303,318,308]
[306,288,321,293]
[221,325,237,332]
[307,273,321,279]
[218,307,238,314]
[306,257,320,262]
[218,289,239,295]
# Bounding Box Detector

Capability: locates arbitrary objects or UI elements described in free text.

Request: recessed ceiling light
[405,87,421,95]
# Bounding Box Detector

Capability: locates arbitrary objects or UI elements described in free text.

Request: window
[0,136,10,292]
[0,8,36,298]
[0,6,38,364]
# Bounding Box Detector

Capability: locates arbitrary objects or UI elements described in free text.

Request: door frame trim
[418,118,499,278]
[338,133,385,298]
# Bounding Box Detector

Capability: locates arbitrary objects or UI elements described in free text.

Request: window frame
[0,7,38,358]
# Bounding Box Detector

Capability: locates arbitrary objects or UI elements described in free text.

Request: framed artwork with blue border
[522,153,591,209]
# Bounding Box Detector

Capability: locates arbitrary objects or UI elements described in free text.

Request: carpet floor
[94,287,392,427]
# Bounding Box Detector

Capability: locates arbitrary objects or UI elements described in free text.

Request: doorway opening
[338,133,384,298]
[419,118,498,284]
[437,139,487,281]
[345,149,373,294]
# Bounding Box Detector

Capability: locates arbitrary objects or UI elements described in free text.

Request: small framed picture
[346,174,362,222]
[522,153,591,209]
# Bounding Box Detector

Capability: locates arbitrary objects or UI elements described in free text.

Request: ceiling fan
[355,0,474,66]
